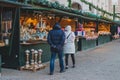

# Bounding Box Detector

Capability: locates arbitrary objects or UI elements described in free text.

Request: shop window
[0,8,12,47]
[98,23,111,35]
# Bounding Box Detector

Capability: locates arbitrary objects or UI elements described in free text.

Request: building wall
[115,0,120,14]
[118,0,120,14]
[48,0,114,18]
[86,0,110,15]
[48,0,89,11]
[107,0,120,20]
[108,0,112,13]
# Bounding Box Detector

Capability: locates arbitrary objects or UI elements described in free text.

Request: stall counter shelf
[78,36,97,51]
[19,40,51,67]
[97,34,111,45]
[20,39,78,67]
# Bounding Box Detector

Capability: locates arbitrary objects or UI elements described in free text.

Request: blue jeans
[50,51,64,73]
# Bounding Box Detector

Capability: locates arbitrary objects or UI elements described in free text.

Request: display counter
[20,39,78,67]
[97,35,111,45]
[19,40,50,67]
[78,37,96,51]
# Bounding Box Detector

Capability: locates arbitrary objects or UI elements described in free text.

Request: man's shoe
[49,72,53,75]
[60,70,65,73]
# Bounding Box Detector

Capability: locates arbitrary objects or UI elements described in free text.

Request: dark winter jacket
[47,23,65,52]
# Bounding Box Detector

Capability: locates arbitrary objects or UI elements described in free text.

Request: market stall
[110,22,120,40]
[0,1,31,69]
[0,0,81,69]
[97,21,111,45]
[77,19,98,51]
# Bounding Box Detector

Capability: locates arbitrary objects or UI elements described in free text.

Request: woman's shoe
[65,66,68,69]
[72,65,75,68]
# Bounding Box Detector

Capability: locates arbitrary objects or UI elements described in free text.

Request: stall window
[0,8,12,46]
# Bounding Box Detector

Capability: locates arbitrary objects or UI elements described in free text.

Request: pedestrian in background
[63,25,76,69]
[47,22,65,75]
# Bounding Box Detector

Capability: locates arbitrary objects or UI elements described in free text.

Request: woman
[63,25,76,69]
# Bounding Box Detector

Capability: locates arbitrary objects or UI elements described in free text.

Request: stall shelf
[78,37,96,51]
[19,41,50,67]
[97,35,111,45]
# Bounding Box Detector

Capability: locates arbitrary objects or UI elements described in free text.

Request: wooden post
[113,5,115,21]
[0,7,2,33]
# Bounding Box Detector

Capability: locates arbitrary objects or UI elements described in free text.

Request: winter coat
[63,25,75,54]
[47,23,65,52]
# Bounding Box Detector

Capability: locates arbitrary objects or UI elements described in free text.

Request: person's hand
[51,45,56,48]
[57,45,62,50]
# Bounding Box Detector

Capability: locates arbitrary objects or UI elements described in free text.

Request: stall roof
[98,19,112,24]
[0,0,31,7]
[23,0,113,23]
[21,6,97,21]
[112,21,120,25]
[82,12,100,18]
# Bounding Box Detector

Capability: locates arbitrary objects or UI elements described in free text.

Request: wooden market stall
[77,12,113,51]
[77,15,98,51]
[0,1,82,70]
[0,1,81,69]
[110,21,120,40]
[97,19,112,45]
[0,1,31,70]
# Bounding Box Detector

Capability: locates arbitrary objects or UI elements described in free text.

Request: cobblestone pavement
[1,39,120,80]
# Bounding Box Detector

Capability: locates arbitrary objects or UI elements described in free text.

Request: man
[47,22,65,75]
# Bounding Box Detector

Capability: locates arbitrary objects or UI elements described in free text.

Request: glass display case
[20,15,51,44]
[98,23,111,35]
[0,11,12,47]
[83,22,98,40]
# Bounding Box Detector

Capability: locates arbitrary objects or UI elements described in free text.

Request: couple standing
[47,23,76,75]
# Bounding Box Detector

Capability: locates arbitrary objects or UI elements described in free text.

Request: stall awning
[98,19,112,24]
[112,21,120,25]
[21,6,97,21]
[0,0,31,7]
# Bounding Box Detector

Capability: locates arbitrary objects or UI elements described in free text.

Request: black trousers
[65,54,75,66]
